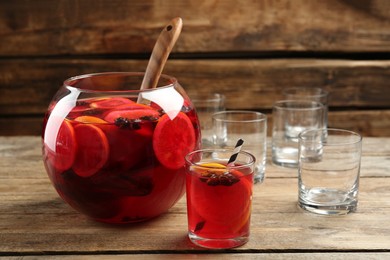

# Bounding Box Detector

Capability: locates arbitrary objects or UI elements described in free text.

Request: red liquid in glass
[43,97,200,223]
[186,162,253,248]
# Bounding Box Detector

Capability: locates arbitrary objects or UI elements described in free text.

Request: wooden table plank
[2,253,390,260]
[0,136,389,256]
[0,178,389,253]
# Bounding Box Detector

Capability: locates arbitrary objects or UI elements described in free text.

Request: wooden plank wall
[0,0,389,136]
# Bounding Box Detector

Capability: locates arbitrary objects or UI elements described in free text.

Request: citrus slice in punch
[90,97,134,109]
[72,124,110,177]
[48,120,76,171]
[190,162,227,175]
[74,116,107,124]
[104,109,160,123]
[153,112,196,169]
[200,162,226,168]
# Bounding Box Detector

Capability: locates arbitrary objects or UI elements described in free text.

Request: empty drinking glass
[283,87,328,128]
[213,111,267,183]
[272,100,325,168]
[298,128,362,215]
[189,93,225,148]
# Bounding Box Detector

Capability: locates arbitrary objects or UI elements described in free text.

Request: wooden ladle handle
[140,17,183,90]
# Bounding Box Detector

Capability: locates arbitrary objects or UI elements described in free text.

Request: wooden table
[1,136,389,259]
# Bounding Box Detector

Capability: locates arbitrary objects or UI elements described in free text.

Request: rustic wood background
[0,0,389,136]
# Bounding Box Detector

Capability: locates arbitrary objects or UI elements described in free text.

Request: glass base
[298,187,358,215]
[272,158,298,168]
[188,231,249,249]
[254,169,265,184]
[298,201,357,215]
[254,174,264,184]
[272,146,298,168]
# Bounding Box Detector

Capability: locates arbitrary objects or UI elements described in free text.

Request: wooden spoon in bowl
[140,17,183,91]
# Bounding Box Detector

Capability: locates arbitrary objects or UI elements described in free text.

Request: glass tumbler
[212,111,267,183]
[189,93,225,148]
[283,87,328,128]
[272,100,325,168]
[298,128,362,215]
[185,149,255,249]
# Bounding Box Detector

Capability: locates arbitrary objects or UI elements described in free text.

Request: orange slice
[90,97,134,109]
[104,109,160,123]
[72,124,109,177]
[200,162,226,169]
[74,116,107,124]
[190,162,227,176]
[153,112,196,169]
[47,120,76,171]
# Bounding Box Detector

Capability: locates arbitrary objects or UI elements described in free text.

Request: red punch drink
[42,73,200,223]
[185,149,255,249]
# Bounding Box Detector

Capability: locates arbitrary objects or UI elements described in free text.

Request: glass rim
[185,148,256,170]
[273,100,324,111]
[282,87,328,98]
[299,128,362,146]
[190,93,225,103]
[63,72,178,93]
[212,110,267,123]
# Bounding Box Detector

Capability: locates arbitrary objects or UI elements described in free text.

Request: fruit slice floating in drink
[90,97,135,109]
[74,116,107,124]
[153,112,196,169]
[73,124,110,178]
[45,120,76,171]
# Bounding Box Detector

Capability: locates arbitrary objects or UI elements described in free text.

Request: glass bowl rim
[63,72,178,94]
